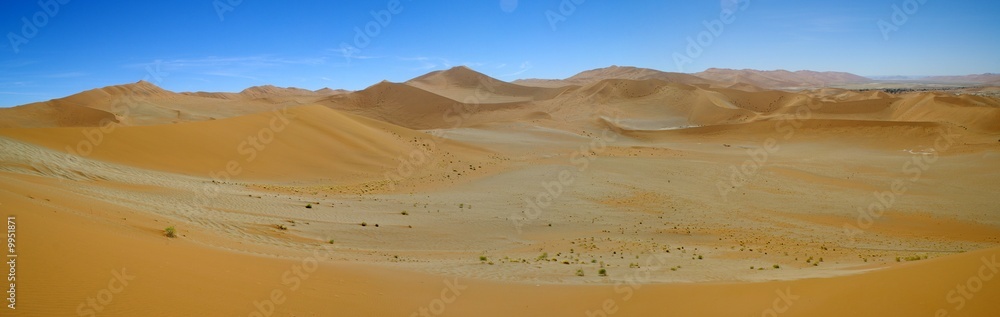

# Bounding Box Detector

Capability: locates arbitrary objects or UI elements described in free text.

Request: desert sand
[1,66,998,316]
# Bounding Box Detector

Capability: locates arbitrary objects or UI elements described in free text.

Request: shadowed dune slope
[515,65,716,87]
[0,105,482,182]
[319,81,533,130]
[695,68,873,89]
[0,81,326,128]
[0,101,119,128]
[6,176,998,317]
[406,66,572,103]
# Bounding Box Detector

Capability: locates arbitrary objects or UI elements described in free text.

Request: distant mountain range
[3,65,999,129]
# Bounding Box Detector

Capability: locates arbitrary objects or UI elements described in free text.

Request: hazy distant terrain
[1,66,998,316]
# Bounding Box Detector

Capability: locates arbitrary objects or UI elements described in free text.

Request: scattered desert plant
[164,226,176,238]
[401,211,409,215]
[305,204,312,209]
[328,239,335,244]
[361,222,368,227]
[773,264,780,269]
[598,269,607,276]
[480,256,488,262]
[576,269,585,276]
[276,224,288,230]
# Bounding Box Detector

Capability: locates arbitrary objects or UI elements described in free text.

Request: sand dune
[0,81,331,128]
[406,66,571,103]
[320,80,539,130]
[695,68,873,89]
[0,104,491,183]
[0,100,118,128]
[2,66,999,316]
[515,65,715,87]
[921,73,1000,85]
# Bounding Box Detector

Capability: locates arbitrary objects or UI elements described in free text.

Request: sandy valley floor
[1,67,999,316]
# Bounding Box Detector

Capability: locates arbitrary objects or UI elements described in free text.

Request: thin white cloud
[499,61,532,77]
[126,55,326,71]
[202,71,260,80]
[400,56,455,71]
[41,72,87,78]
[327,48,379,61]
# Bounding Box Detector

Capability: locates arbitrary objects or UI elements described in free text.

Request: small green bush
[576,269,585,277]
[164,226,176,238]
[598,269,607,276]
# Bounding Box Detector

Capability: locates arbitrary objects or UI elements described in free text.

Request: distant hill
[514,66,715,87]
[406,66,569,102]
[0,81,330,128]
[693,68,872,89]
[919,74,1000,85]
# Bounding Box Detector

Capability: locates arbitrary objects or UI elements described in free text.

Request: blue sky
[1,0,998,107]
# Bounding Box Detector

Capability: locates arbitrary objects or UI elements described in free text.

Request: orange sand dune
[0,81,327,128]
[0,101,118,128]
[406,66,571,103]
[320,80,534,129]
[1,66,999,317]
[0,105,485,183]
[695,68,873,89]
[515,65,715,88]
[4,174,997,316]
